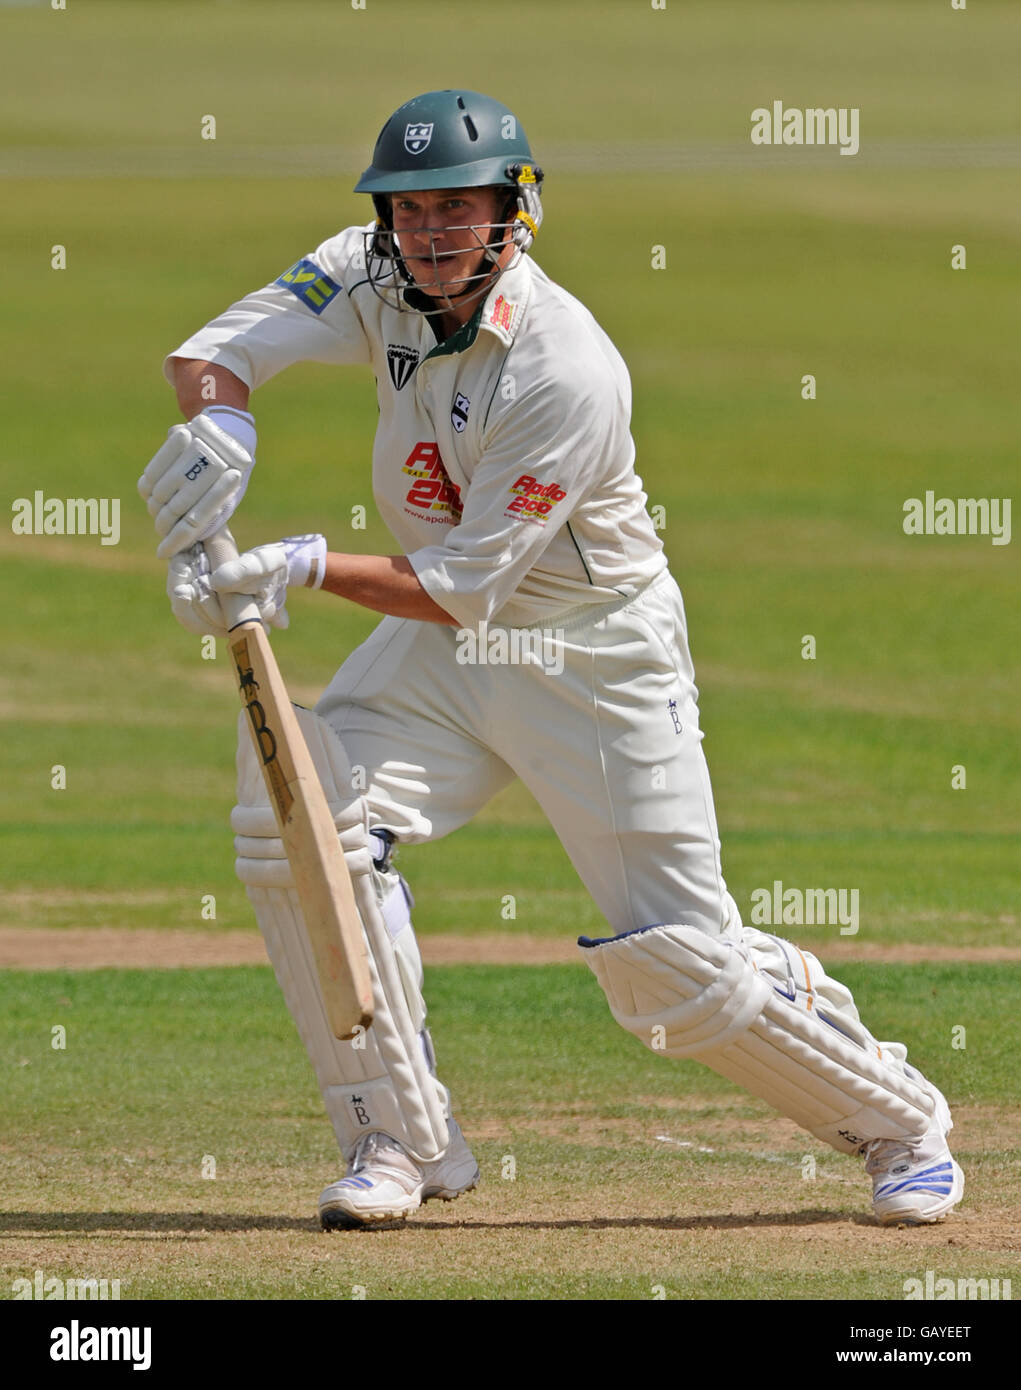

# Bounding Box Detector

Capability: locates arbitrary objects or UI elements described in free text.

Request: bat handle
[203,527,263,631]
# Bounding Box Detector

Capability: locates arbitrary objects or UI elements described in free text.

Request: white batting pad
[233,706,449,1162]
[580,924,937,1153]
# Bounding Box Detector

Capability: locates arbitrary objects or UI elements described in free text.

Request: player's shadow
[0,1211,317,1234]
[0,1209,877,1235]
[411,1209,877,1232]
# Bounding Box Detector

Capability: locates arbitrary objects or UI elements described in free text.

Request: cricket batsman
[139,90,965,1230]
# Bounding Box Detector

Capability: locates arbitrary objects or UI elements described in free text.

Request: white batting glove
[168,534,326,637]
[139,408,257,560]
[209,532,327,626]
[166,540,288,637]
[167,544,236,637]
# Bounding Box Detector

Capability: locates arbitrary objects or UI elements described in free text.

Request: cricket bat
[204,528,373,1040]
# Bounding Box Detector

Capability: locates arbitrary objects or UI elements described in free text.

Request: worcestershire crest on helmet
[404,123,434,155]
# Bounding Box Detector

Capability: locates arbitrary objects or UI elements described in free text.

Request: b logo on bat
[231,637,293,819]
[242,678,276,765]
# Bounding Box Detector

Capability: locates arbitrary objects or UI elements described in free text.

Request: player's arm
[319,551,457,625]
[142,229,371,559]
[169,359,250,418]
[171,535,458,636]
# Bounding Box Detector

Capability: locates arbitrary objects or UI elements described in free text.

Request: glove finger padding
[210,543,289,628]
[139,414,256,559]
[167,542,288,637]
[210,543,287,591]
[156,472,249,560]
[139,426,190,505]
[167,544,228,636]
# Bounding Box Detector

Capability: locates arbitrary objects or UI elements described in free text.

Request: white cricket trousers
[315,568,920,1113]
[317,570,739,939]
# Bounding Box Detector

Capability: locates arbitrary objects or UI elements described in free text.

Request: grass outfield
[2,161,1016,940]
[1,0,1017,1304]
[1,963,1016,1301]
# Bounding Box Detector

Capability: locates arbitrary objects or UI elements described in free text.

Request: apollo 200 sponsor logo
[490,294,515,331]
[401,442,463,523]
[504,474,567,525]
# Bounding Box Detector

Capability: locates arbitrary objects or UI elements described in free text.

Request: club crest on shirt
[404,123,434,155]
[451,393,470,433]
[386,344,420,391]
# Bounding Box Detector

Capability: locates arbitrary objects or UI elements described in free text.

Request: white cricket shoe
[318,1119,480,1231]
[863,1093,964,1225]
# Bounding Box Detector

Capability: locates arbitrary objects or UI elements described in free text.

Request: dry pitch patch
[3,927,1020,970]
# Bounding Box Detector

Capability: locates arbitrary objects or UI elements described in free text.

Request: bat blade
[204,529,373,1041]
[228,622,374,1039]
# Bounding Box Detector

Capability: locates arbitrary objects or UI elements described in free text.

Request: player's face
[390,187,508,305]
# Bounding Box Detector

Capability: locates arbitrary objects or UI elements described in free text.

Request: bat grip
[203,527,263,630]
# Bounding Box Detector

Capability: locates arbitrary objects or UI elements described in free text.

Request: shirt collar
[478,253,532,347]
[417,254,533,361]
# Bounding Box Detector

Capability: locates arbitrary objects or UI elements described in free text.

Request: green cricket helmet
[354,90,544,315]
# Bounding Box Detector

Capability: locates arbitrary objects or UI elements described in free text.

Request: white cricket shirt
[167,224,666,628]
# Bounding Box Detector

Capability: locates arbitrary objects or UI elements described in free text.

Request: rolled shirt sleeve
[164,227,372,390]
